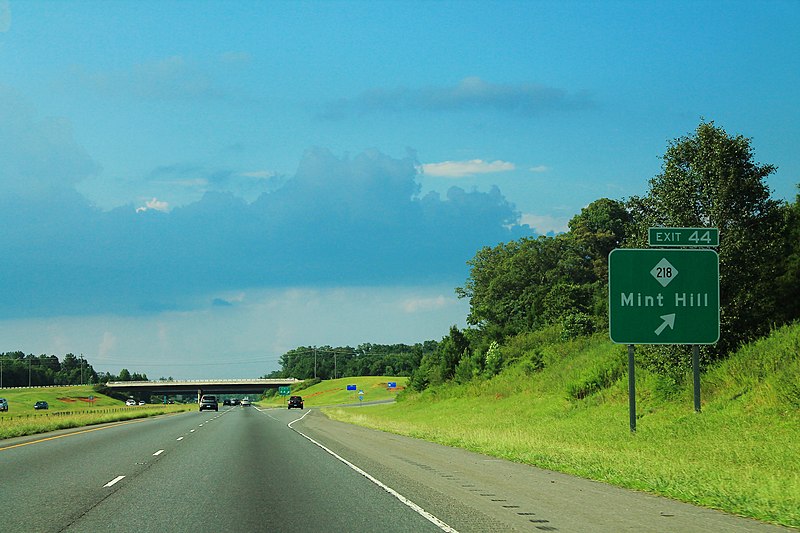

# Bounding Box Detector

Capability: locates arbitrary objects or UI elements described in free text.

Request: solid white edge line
[288,411,459,533]
[104,475,125,488]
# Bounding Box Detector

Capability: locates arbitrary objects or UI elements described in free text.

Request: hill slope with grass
[325,323,800,528]
[259,376,407,407]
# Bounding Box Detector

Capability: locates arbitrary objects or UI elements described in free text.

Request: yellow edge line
[0,417,151,452]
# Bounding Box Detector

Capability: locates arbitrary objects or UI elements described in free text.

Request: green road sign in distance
[648,227,719,247]
[609,249,720,344]
[278,386,291,396]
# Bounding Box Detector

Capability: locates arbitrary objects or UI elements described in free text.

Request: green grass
[258,376,407,408]
[325,324,800,528]
[0,385,193,439]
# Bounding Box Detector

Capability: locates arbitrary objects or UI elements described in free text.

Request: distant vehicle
[126,399,137,406]
[138,400,146,405]
[0,398,8,411]
[223,399,231,406]
[34,401,49,410]
[288,396,304,410]
[232,399,240,405]
[240,399,251,406]
[199,395,218,411]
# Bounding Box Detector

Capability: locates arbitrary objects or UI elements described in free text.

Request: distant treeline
[0,351,148,388]
[266,341,439,380]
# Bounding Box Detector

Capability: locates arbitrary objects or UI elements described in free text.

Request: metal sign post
[628,345,636,432]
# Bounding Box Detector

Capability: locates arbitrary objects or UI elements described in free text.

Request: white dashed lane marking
[104,475,125,488]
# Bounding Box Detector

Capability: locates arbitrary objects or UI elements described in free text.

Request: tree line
[266,342,439,380]
[0,351,149,388]
[409,121,800,390]
[0,352,98,387]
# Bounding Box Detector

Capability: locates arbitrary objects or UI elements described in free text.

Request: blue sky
[1,0,798,379]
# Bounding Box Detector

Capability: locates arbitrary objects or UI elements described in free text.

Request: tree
[628,121,784,357]
[409,326,470,391]
[457,234,596,337]
[568,198,632,284]
[775,186,800,323]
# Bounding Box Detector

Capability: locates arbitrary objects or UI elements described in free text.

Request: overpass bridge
[105,378,302,400]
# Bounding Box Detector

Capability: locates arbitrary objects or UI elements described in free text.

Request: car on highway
[199,395,218,411]
[0,398,8,411]
[34,401,49,410]
[240,398,251,406]
[223,398,231,406]
[288,396,304,409]
[125,399,137,406]
[138,400,146,405]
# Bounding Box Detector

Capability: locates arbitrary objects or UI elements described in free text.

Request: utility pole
[313,347,317,379]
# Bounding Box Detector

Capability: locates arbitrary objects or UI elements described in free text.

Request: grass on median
[324,324,800,528]
[0,385,194,439]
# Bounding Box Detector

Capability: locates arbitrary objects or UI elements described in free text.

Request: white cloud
[401,295,449,313]
[520,213,569,235]
[421,159,515,178]
[529,165,550,173]
[240,170,276,179]
[320,77,594,119]
[98,331,117,360]
[66,56,225,102]
[136,197,170,213]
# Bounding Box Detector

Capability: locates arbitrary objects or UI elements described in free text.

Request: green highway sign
[609,249,720,344]
[648,227,719,247]
[278,386,291,396]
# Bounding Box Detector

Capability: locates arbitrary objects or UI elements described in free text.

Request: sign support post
[692,345,701,413]
[628,344,636,432]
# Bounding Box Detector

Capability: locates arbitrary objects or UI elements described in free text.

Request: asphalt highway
[0,406,792,532]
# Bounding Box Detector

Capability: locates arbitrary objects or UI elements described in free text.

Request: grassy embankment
[0,385,193,439]
[259,375,407,408]
[325,324,800,528]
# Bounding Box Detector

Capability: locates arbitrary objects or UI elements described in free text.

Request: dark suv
[287,396,304,409]
[199,395,218,411]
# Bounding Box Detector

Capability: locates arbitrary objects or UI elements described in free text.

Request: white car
[125,399,137,406]
[241,399,251,406]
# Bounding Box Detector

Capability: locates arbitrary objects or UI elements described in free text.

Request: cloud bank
[320,77,593,119]
[0,96,531,318]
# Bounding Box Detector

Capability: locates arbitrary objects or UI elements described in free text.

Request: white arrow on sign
[655,314,676,335]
